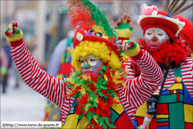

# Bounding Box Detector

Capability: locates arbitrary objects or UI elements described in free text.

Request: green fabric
[174,66,182,77]
[5,27,10,32]
[62,38,72,63]
[15,27,21,34]
[109,108,119,124]
[180,94,183,102]
[120,40,138,54]
[169,103,185,129]
[157,118,169,122]
[5,27,10,37]
[67,38,72,47]
[158,94,177,103]
[5,26,20,34]
[126,40,137,49]
[116,21,133,30]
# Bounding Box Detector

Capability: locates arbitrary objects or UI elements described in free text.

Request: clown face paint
[144,27,169,50]
[80,55,104,76]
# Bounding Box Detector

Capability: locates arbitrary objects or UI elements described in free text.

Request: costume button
[77,34,83,41]
[176,77,182,83]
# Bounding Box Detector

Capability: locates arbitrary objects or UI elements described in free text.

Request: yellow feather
[103,75,108,81]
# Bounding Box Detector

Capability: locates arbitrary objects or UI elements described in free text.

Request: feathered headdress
[67,0,127,62]
[67,0,117,45]
[163,0,193,17]
[164,0,193,52]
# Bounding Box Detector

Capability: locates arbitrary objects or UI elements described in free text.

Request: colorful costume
[124,1,193,129]
[5,0,164,128]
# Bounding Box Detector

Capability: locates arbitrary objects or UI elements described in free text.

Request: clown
[122,1,193,129]
[4,0,163,128]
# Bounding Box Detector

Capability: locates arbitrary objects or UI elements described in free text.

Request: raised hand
[114,13,133,40]
[5,21,23,42]
[117,40,140,57]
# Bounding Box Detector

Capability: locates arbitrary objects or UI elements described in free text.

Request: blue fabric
[183,81,193,104]
[157,125,169,129]
[161,90,170,95]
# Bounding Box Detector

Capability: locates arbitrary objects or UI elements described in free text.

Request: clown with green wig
[4,0,163,128]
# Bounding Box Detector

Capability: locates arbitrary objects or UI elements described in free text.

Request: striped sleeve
[190,58,193,98]
[181,58,193,98]
[124,59,135,79]
[119,50,163,121]
[10,39,66,107]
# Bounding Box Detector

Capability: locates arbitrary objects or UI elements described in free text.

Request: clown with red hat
[126,1,193,129]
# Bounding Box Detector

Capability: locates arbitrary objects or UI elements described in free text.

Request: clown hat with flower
[138,0,193,42]
[67,0,129,72]
[136,0,193,69]
[138,6,184,40]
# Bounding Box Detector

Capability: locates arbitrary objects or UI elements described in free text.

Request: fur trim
[131,37,190,76]
[143,37,190,69]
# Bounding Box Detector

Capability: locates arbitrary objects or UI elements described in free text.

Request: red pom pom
[129,41,134,47]
[12,21,18,27]
[5,31,9,36]
[116,21,121,26]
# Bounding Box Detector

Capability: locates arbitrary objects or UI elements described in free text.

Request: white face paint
[144,27,169,50]
[155,28,167,43]
[145,28,167,43]
[144,28,153,40]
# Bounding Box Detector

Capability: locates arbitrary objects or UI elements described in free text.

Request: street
[1,80,46,122]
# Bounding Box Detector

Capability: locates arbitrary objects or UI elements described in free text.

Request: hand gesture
[114,13,133,40]
[117,40,140,57]
[5,21,23,42]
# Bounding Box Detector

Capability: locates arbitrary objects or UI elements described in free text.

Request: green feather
[87,112,93,122]
[120,52,125,56]
[104,117,116,128]
[82,0,116,39]
[102,65,108,70]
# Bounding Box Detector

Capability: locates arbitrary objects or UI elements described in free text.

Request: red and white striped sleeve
[190,58,193,98]
[10,39,66,107]
[124,60,135,79]
[119,49,163,121]
[182,58,193,98]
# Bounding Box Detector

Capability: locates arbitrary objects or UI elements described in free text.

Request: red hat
[73,29,121,59]
[68,0,122,58]
[138,8,185,39]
